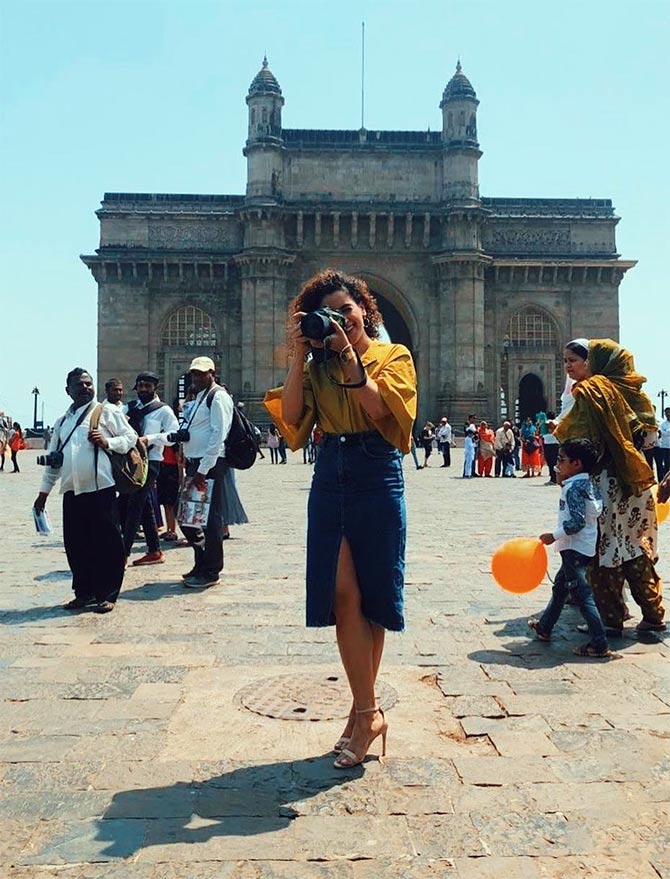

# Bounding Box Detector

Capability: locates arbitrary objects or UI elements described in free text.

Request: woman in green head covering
[555,338,664,634]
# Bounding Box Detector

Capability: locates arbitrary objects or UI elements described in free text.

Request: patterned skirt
[594,470,657,567]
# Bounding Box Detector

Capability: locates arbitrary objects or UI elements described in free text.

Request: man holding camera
[123,371,179,566]
[33,368,138,613]
[179,356,233,588]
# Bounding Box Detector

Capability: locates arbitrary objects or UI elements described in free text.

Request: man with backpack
[180,356,234,589]
[33,367,138,613]
[123,372,179,566]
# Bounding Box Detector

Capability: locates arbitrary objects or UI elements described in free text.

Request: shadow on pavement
[0,605,76,625]
[120,581,186,602]
[96,756,362,858]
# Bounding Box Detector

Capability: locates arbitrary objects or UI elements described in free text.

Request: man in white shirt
[123,372,180,566]
[493,421,515,477]
[180,356,234,588]
[33,368,137,613]
[436,417,453,468]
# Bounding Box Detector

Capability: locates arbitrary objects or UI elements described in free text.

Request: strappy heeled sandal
[333,706,355,753]
[333,706,388,769]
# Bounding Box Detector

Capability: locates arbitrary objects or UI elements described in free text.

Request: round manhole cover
[235,673,398,721]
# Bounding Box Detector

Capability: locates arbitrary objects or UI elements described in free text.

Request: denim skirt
[306,431,406,631]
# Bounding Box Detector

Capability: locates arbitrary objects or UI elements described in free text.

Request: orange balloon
[491,538,548,593]
[656,489,669,525]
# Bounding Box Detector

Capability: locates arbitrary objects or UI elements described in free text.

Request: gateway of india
[82,60,634,425]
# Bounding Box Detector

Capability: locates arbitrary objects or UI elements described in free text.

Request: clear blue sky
[1,0,668,427]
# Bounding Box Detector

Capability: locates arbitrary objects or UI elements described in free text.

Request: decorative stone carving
[148,220,241,250]
[483,226,570,254]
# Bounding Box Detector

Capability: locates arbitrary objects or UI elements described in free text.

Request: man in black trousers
[34,368,137,613]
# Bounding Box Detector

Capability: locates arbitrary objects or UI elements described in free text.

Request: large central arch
[354,271,418,359]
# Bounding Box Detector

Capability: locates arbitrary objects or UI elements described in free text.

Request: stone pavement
[0,451,669,879]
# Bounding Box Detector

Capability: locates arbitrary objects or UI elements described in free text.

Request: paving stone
[471,810,593,857]
[447,696,506,718]
[406,815,484,857]
[453,856,541,878]
[3,455,670,874]
[453,756,559,786]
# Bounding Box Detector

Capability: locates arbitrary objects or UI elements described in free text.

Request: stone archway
[354,272,417,359]
[518,373,546,422]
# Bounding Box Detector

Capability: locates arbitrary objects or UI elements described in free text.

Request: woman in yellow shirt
[264,269,417,769]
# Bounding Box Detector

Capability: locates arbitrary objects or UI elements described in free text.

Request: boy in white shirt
[528,438,618,659]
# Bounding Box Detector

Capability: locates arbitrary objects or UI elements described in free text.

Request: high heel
[333,706,387,769]
[333,705,355,754]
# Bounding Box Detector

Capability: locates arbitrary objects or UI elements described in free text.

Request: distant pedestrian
[656,407,670,481]
[278,431,288,464]
[463,425,477,478]
[8,422,24,473]
[528,438,618,659]
[542,410,560,485]
[521,417,541,477]
[267,424,280,463]
[42,426,52,450]
[476,421,495,477]
[436,417,452,467]
[493,421,514,477]
[420,421,435,467]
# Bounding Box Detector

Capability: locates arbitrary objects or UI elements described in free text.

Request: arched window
[162,306,217,348]
[506,307,556,348]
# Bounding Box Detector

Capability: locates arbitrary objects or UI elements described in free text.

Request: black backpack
[206,390,258,470]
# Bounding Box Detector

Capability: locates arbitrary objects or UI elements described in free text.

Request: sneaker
[183,574,220,588]
[93,600,115,614]
[132,551,165,566]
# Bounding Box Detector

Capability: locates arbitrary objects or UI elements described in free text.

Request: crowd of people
[18,262,668,767]
[33,357,250,613]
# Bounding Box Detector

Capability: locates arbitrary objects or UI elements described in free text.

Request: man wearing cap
[123,371,179,566]
[180,356,234,588]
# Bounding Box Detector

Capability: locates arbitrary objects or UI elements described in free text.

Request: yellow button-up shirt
[264,340,417,454]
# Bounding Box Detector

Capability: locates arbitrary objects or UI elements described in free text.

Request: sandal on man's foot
[63,596,93,611]
[93,600,115,614]
[573,643,621,659]
[527,618,551,642]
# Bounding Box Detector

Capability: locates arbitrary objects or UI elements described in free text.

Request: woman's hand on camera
[290,312,312,359]
[325,318,350,353]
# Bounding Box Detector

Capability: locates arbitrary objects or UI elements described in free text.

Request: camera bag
[205,389,258,470]
[90,404,148,493]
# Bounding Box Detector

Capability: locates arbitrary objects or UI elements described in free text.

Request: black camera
[36,450,64,468]
[300,307,346,341]
[166,428,190,443]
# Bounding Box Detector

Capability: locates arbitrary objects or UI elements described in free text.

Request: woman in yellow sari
[554,339,665,633]
[264,269,417,768]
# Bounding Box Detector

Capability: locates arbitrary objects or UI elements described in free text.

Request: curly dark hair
[289,268,382,343]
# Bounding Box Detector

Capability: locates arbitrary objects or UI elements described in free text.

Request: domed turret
[246,56,284,144]
[441,60,477,102]
[440,61,479,148]
[248,56,282,98]
[244,57,285,201]
[439,62,481,206]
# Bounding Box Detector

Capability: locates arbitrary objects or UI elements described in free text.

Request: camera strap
[323,339,368,389]
[56,402,96,453]
[181,385,222,431]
